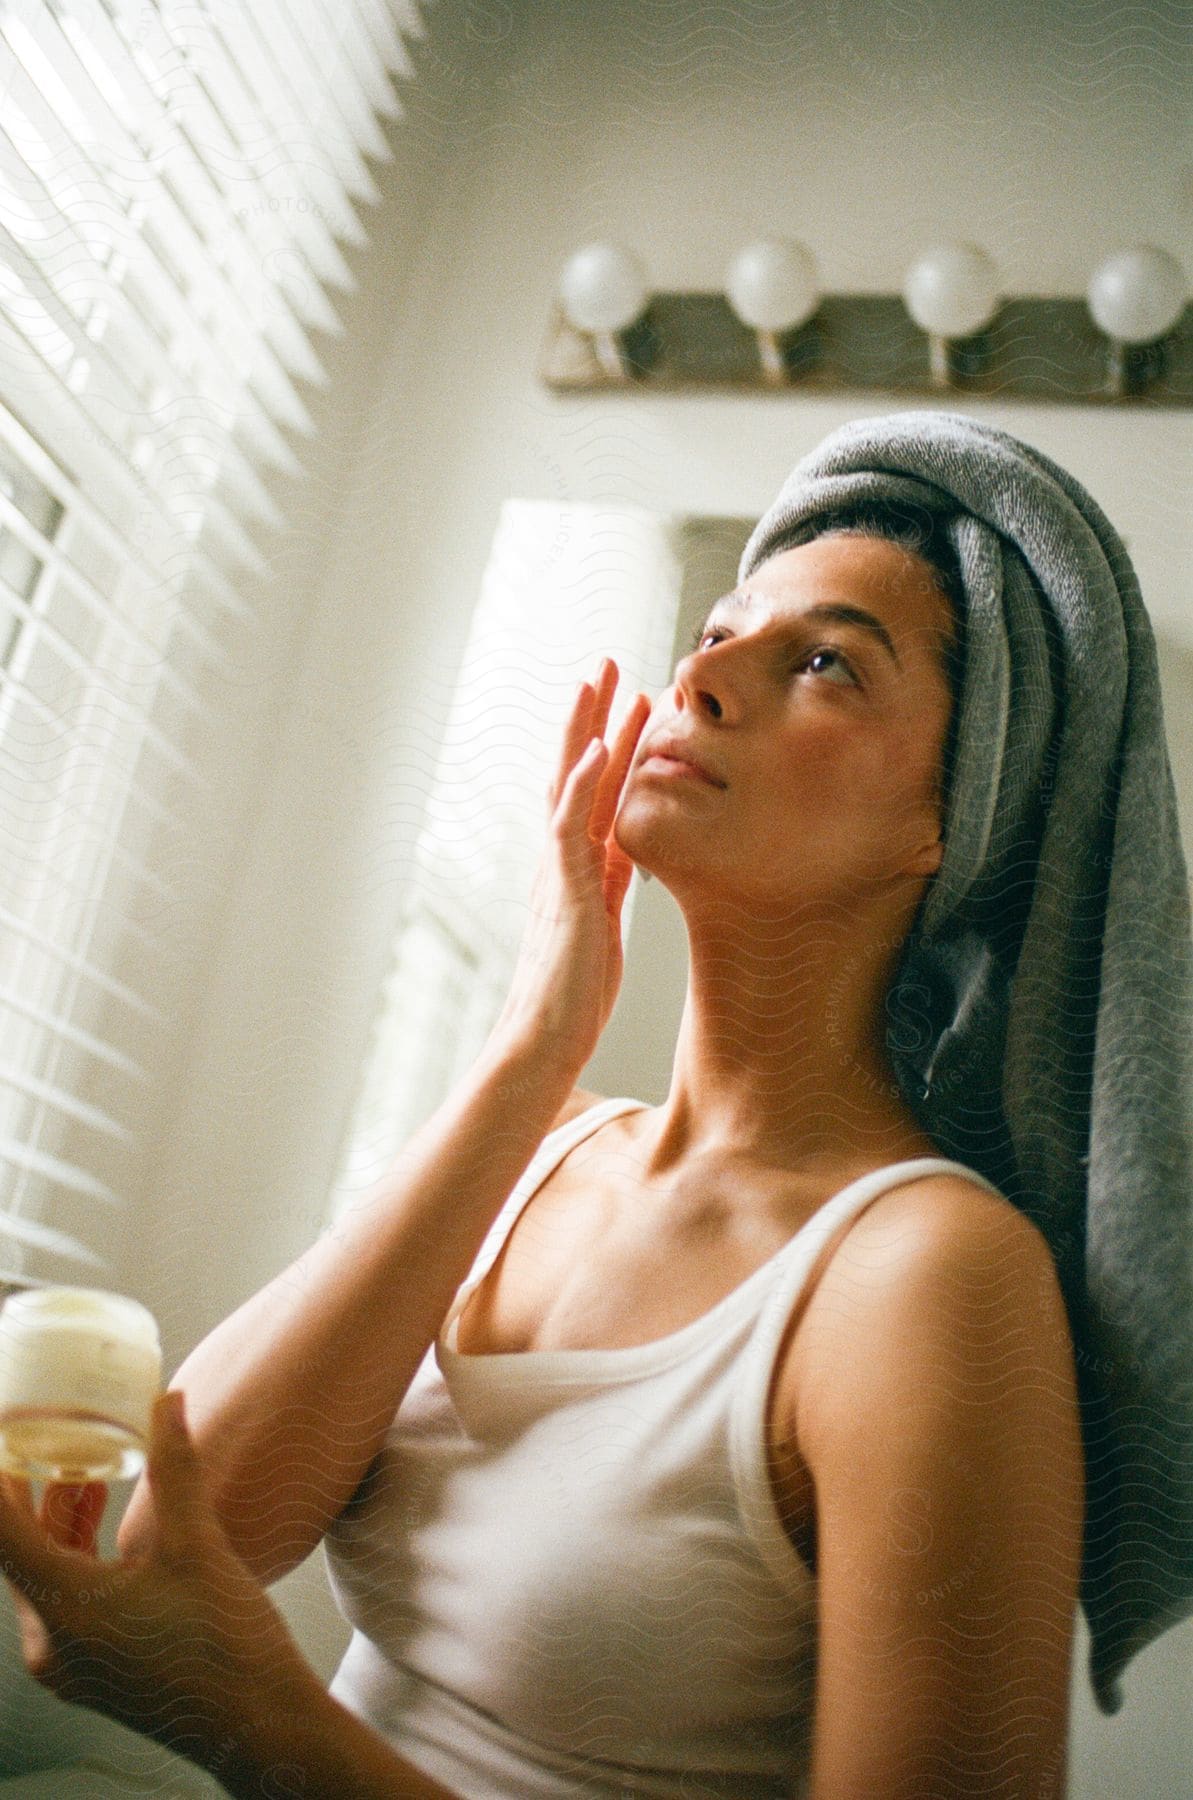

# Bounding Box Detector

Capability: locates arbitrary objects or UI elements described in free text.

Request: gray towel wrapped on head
[739,410,1193,1716]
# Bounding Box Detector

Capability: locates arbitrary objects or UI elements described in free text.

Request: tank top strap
[746,1154,1007,1372]
[440,1096,649,1352]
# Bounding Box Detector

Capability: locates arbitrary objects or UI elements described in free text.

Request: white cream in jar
[0,1286,162,1481]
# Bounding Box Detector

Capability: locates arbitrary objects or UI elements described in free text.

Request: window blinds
[0,0,426,1284]
[329,500,685,1222]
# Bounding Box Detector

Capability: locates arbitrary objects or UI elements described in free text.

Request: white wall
[32,0,1189,1788]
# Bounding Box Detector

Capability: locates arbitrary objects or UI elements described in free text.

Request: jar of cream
[0,1286,162,1481]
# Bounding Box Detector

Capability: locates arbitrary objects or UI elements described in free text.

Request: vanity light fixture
[540,240,1191,405]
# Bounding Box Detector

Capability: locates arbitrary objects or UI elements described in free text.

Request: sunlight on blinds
[0,1,426,1283]
[329,500,684,1219]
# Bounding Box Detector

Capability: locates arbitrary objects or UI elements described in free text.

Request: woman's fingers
[587,657,618,742]
[548,659,621,816]
[590,692,651,846]
[145,1391,215,1561]
[1,1472,35,1522]
[549,667,602,812]
[0,1479,83,1607]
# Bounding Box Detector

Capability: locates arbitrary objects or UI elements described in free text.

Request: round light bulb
[1087,247,1187,344]
[725,239,819,332]
[558,242,649,335]
[902,243,1000,339]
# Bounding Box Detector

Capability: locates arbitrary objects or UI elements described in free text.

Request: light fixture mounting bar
[540,294,1193,405]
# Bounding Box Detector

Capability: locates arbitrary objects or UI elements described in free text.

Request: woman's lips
[639,753,724,787]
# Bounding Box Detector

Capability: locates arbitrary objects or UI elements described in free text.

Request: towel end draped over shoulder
[739,411,1193,1717]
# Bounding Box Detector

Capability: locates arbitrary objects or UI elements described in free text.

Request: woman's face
[614,532,958,910]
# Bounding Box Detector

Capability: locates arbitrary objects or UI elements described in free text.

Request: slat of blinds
[243,19,374,228]
[0,114,248,428]
[4,8,291,347]
[100,14,362,344]
[14,820,183,921]
[0,816,174,959]
[0,1140,119,1207]
[226,399,305,483]
[157,12,345,246]
[0,988,147,1084]
[163,597,232,674]
[0,219,146,420]
[388,0,429,42]
[60,7,347,355]
[342,5,404,132]
[175,29,361,302]
[0,607,209,789]
[2,10,335,415]
[265,0,384,207]
[0,903,163,1021]
[0,1066,133,1144]
[284,0,395,161]
[1,389,259,638]
[0,33,344,483]
[278,0,393,167]
[80,0,368,253]
[43,773,183,904]
[167,4,363,300]
[0,496,222,720]
[336,7,404,127]
[0,1205,104,1266]
[2,339,295,579]
[0,213,295,545]
[359,0,416,90]
[68,823,181,912]
[168,426,286,537]
[0,241,289,532]
[0,594,209,748]
[0,676,182,841]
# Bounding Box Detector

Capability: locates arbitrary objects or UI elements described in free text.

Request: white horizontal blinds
[329,501,684,1223]
[0,413,151,1279]
[0,0,426,1283]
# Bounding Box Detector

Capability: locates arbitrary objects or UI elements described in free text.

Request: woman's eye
[798,647,856,684]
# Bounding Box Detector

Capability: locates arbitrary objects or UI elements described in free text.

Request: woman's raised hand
[492,658,652,1070]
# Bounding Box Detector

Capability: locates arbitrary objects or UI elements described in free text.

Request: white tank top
[325,1097,1004,1799]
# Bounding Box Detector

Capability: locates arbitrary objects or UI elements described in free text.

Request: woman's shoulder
[848,1162,1044,1257]
[788,1166,1079,1476]
[806,1162,1050,1303]
[788,1165,1063,1437]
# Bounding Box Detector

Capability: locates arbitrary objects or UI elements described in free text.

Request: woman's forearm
[119,1025,582,1581]
[218,1680,460,1800]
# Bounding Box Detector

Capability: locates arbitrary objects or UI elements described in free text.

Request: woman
[2,412,1190,1797]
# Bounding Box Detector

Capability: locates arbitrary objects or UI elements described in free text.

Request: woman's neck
[641,898,932,1177]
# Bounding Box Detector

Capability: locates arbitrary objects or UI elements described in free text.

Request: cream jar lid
[0,1285,160,1352]
[0,1285,162,1433]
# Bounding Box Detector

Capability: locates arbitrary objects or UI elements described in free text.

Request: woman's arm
[795,1181,1084,1799]
[221,1689,460,1799]
[119,663,650,1583]
[1,1396,461,1798]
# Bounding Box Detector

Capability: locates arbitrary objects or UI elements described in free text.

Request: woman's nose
[674,642,736,721]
